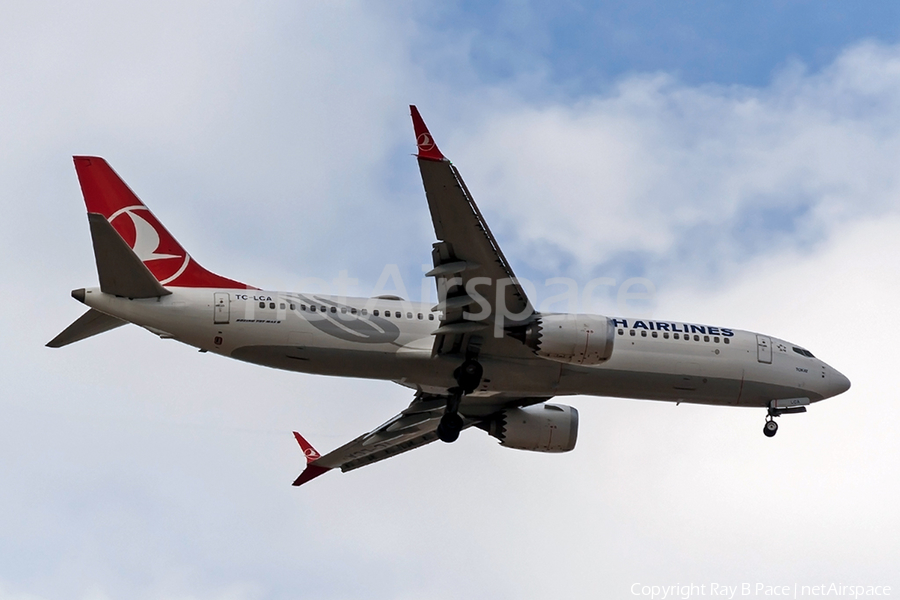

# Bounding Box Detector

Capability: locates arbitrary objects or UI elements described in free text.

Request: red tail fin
[73,156,253,289]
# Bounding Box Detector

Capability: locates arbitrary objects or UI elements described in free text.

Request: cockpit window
[793,346,815,358]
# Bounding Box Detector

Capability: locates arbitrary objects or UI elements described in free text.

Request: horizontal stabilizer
[46,308,127,348]
[88,212,171,298]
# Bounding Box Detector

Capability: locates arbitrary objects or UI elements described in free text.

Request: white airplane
[49,106,851,486]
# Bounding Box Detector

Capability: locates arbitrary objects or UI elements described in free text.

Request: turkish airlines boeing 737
[48,106,851,486]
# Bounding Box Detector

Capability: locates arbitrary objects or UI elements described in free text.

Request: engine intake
[488,403,578,453]
[515,313,615,365]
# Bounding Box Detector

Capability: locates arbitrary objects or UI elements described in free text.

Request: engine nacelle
[523,313,615,365]
[488,403,579,453]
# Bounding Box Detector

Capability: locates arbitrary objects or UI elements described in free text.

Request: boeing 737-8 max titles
[48,106,851,486]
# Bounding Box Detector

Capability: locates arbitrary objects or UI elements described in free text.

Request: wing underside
[292,390,551,486]
[292,107,551,487]
[293,392,478,486]
[410,106,537,361]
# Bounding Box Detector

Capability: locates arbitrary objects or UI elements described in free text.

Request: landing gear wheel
[763,419,778,438]
[437,413,464,443]
[454,360,484,394]
[438,360,481,443]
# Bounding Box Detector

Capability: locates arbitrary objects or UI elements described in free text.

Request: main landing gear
[437,359,483,443]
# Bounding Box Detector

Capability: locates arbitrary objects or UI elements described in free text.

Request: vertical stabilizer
[73,156,253,289]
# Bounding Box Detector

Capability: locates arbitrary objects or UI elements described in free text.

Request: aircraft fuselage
[79,287,850,416]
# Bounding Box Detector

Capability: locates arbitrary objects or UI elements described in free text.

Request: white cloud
[449,41,900,291]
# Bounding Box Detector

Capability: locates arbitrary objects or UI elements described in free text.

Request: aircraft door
[214,292,230,324]
[756,334,772,364]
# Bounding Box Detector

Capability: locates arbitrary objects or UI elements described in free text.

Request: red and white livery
[49,107,851,486]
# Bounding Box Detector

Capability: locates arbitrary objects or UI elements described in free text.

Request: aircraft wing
[410,106,537,359]
[292,109,552,487]
[292,392,479,486]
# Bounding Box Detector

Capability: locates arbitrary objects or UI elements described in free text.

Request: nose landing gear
[762,398,810,437]
[437,359,483,443]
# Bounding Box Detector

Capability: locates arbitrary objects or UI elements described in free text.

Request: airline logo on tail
[111,207,180,261]
[108,205,190,284]
[73,156,254,290]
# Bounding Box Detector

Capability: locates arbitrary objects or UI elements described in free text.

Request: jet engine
[487,403,579,453]
[514,313,615,366]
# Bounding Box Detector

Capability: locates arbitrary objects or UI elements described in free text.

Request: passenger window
[301,304,306,311]
[351,308,357,314]
[651,331,658,338]
[269,302,276,309]
[361,309,367,316]
[310,305,316,312]
[395,311,401,318]
[428,314,434,321]
[618,329,624,335]
[703,335,709,342]
[724,338,730,344]
[663,332,669,339]
[630,330,635,337]
[417,313,423,320]
[289,303,295,310]
[373,310,380,317]
[673,333,679,340]
[341,307,347,314]
[641,330,647,337]
[407,312,412,319]
[259,302,265,309]
[714,337,719,343]
[330,307,337,314]
[693,334,700,341]
[280,303,285,310]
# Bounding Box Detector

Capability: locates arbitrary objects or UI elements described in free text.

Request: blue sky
[422,1,900,89]
[2,2,900,599]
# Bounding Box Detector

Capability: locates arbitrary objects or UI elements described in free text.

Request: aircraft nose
[826,368,851,398]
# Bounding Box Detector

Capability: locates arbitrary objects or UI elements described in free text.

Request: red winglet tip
[292,464,330,487]
[293,431,322,464]
[410,105,445,161]
[292,432,330,486]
